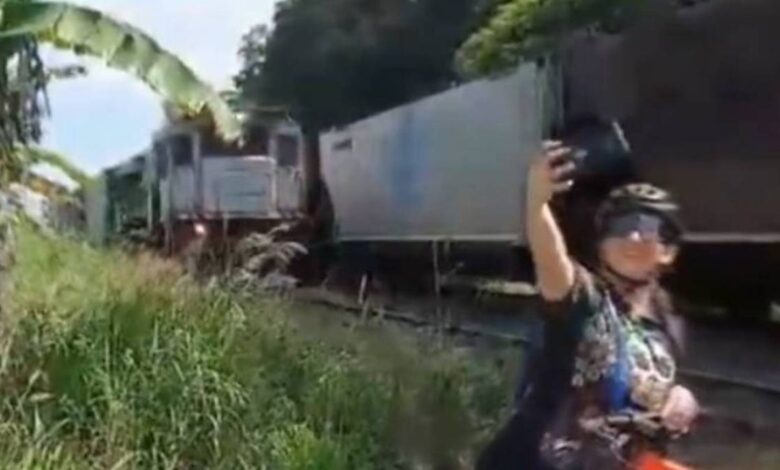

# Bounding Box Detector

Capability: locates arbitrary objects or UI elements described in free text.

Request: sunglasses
[603,212,668,241]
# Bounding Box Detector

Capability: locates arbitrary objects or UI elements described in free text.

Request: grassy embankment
[0,225,513,469]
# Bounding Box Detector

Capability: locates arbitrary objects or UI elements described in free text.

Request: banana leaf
[0,1,241,141]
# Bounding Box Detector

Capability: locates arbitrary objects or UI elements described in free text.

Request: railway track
[296,287,780,398]
[295,286,780,468]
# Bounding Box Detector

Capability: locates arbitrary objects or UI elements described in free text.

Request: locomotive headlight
[194,223,208,237]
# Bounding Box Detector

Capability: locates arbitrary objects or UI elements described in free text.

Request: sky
[38,0,276,185]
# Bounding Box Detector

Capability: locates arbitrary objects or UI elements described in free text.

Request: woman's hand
[525,141,577,301]
[661,385,699,433]
[527,141,577,209]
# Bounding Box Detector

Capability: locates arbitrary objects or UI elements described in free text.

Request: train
[86,110,307,253]
[89,0,780,318]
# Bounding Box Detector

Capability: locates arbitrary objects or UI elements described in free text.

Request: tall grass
[0,225,512,469]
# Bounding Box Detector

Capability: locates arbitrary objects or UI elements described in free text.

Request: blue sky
[39,0,276,185]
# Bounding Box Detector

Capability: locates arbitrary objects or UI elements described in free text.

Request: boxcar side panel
[321,64,545,243]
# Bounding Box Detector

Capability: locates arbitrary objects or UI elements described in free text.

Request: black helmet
[595,183,683,243]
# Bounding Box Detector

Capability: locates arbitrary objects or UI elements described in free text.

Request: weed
[0,224,511,468]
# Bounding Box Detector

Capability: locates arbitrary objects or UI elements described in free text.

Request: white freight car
[321,64,557,245]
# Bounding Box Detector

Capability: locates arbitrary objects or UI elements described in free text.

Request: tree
[0,0,241,186]
[235,0,490,134]
[456,0,648,77]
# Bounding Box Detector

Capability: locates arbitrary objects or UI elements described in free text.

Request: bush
[0,225,512,468]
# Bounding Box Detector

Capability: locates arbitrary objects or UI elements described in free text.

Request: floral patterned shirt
[538,264,683,469]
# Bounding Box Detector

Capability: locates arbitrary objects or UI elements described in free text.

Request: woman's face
[599,212,678,281]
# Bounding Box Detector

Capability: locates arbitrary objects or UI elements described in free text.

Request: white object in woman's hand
[661,385,699,433]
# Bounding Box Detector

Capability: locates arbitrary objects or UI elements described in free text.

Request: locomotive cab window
[201,125,270,156]
[168,134,194,167]
[245,125,269,155]
[153,142,168,178]
[276,134,299,167]
[201,131,245,156]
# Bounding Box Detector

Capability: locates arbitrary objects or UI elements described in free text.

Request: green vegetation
[236,0,489,133]
[0,0,240,187]
[0,224,513,468]
[15,145,91,188]
[457,0,647,76]
[237,0,658,127]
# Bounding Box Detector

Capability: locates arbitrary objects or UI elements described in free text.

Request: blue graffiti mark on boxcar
[387,109,427,210]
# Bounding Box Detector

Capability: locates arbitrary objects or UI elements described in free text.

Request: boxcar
[320,0,780,313]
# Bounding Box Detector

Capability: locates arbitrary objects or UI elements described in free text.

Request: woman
[478,141,699,469]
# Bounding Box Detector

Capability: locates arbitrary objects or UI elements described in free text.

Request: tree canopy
[235,0,492,133]
[456,0,648,76]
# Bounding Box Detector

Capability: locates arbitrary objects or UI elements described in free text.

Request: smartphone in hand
[554,120,632,182]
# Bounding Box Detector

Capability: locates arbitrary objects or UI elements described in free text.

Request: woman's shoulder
[540,261,607,322]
